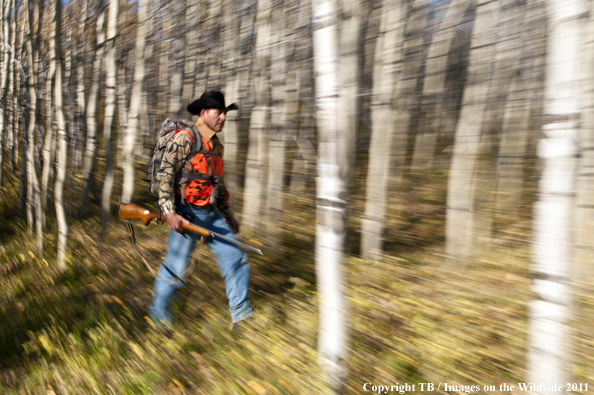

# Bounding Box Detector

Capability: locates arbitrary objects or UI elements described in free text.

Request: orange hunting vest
[176,129,228,206]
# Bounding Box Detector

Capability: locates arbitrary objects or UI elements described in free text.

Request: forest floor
[0,164,593,395]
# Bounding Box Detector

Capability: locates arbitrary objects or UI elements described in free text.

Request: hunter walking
[149,90,253,330]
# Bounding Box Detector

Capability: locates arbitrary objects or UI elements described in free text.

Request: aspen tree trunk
[7,0,16,173]
[121,0,148,204]
[472,0,528,246]
[445,0,500,258]
[337,0,362,182]
[311,0,348,388]
[65,22,75,218]
[138,6,154,163]
[493,74,530,220]
[116,0,128,168]
[168,0,185,118]
[242,0,271,233]
[17,23,26,219]
[360,0,407,260]
[413,0,472,174]
[290,5,317,196]
[53,0,68,269]
[494,4,546,226]
[81,0,105,218]
[201,0,222,90]
[100,0,118,235]
[221,0,240,194]
[265,3,288,247]
[528,0,584,384]
[24,0,44,253]
[0,0,11,187]
[181,0,199,101]
[41,6,56,215]
[572,0,594,283]
[75,0,88,174]
[493,1,547,223]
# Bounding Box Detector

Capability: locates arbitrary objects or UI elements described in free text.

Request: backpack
[148,117,200,197]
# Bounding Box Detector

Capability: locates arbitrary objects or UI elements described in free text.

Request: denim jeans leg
[149,228,200,326]
[206,210,253,323]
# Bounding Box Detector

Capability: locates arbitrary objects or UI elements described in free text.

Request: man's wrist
[160,201,176,215]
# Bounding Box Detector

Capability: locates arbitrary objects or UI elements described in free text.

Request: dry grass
[0,164,592,395]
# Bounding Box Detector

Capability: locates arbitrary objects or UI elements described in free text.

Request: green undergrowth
[0,166,593,395]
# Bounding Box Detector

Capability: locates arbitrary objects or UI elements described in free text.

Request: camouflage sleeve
[157,130,193,215]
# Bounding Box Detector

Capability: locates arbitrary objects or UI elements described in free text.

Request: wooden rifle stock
[117,203,263,255]
[117,202,159,225]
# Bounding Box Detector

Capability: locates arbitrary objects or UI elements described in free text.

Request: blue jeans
[149,204,253,325]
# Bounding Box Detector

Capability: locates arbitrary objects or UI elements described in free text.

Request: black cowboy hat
[187,90,238,115]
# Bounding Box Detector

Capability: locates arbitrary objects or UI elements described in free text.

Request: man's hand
[162,213,190,232]
[227,216,240,234]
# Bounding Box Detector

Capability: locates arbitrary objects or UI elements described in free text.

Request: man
[149,90,252,331]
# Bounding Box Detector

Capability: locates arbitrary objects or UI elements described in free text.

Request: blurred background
[0,0,592,393]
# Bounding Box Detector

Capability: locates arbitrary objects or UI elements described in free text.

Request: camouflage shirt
[157,127,234,218]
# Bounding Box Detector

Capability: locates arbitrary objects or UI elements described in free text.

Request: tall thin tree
[100,0,118,235]
[121,0,148,204]
[310,0,348,388]
[360,0,407,260]
[528,0,583,385]
[53,0,68,269]
[81,0,105,218]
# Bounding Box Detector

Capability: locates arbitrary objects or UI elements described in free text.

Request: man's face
[200,108,227,132]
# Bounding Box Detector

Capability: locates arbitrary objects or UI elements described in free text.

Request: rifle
[117,203,263,255]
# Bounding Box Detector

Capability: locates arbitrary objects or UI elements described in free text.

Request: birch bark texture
[310,0,348,388]
[445,0,499,258]
[24,0,44,253]
[0,0,12,187]
[121,0,149,204]
[360,0,407,261]
[572,0,594,283]
[414,0,473,174]
[82,0,106,217]
[528,0,584,386]
[242,0,272,234]
[53,0,68,269]
[100,0,118,234]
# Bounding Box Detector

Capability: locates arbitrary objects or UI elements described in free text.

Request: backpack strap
[175,128,194,143]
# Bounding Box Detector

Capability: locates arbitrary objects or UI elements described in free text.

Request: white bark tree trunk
[81,0,105,217]
[242,0,272,234]
[528,0,584,386]
[24,0,43,254]
[121,0,148,204]
[265,3,289,248]
[222,17,240,197]
[168,0,185,118]
[53,0,68,270]
[360,0,407,261]
[311,0,348,389]
[413,0,472,174]
[572,0,594,283]
[8,0,17,173]
[445,0,500,258]
[75,0,88,173]
[0,0,12,187]
[41,3,57,216]
[100,0,118,235]
[337,0,362,182]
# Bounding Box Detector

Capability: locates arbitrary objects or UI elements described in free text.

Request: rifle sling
[125,220,202,285]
